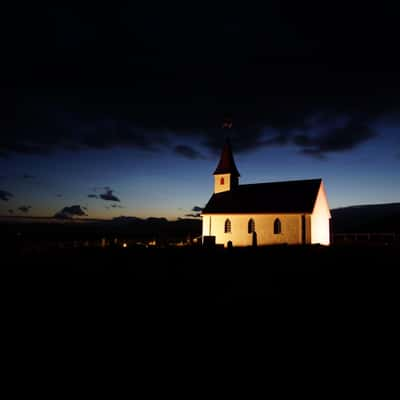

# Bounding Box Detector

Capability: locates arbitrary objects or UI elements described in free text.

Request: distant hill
[331,203,400,233]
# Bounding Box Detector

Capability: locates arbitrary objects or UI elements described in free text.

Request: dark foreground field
[4,244,399,306]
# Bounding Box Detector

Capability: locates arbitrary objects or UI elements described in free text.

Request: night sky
[1,3,399,220]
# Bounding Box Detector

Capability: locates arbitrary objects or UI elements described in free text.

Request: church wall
[310,182,331,245]
[202,214,303,247]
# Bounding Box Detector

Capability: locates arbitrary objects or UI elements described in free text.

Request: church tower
[213,138,240,193]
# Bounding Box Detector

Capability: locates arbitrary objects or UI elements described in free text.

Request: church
[201,139,331,247]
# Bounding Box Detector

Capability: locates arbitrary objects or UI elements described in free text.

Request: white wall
[202,214,304,247]
[310,182,331,245]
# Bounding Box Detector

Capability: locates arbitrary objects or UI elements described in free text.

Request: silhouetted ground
[4,244,398,307]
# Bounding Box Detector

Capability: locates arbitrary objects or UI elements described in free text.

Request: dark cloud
[174,145,205,160]
[293,119,378,156]
[81,121,169,152]
[54,205,87,219]
[23,174,35,179]
[2,4,400,158]
[88,194,98,198]
[8,209,14,214]
[1,105,170,158]
[111,204,123,208]
[56,194,63,197]
[184,213,201,218]
[3,90,391,160]
[260,133,290,147]
[18,206,32,213]
[99,188,120,202]
[111,216,142,223]
[0,190,13,201]
[191,206,203,212]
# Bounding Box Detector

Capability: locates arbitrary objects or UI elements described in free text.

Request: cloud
[174,145,205,159]
[81,121,169,152]
[184,213,201,218]
[8,209,14,214]
[99,188,120,202]
[111,216,142,223]
[0,190,13,201]
[23,174,35,179]
[54,205,87,219]
[1,95,395,159]
[88,194,98,198]
[260,133,290,147]
[56,194,63,197]
[18,205,32,213]
[293,118,378,156]
[182,206,203,218]
[105,204,123,210]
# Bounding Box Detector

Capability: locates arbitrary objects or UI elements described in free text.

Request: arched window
[220,177,224,185]
[273,218,281,234]
[248,218,255,234]
[224,219,231,233]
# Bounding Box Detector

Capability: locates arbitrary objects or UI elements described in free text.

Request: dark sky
[1,3,399,219]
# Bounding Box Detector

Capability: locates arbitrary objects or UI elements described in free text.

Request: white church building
[202,139,331,247]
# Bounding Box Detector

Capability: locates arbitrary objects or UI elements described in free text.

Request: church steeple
[213,138,240,193]
[213,137,240,177]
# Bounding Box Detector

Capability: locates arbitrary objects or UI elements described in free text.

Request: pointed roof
[213,138,240,177]
[203,179,322,214]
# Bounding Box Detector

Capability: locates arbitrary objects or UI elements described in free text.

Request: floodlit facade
[202,139,331,247]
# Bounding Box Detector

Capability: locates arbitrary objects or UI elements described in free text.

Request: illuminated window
[273,218,281,234]
[220,177,224,185]
[248,218,255,234]
[224,219,231,233]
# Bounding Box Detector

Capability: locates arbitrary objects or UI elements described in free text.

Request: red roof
[213,138,240,177]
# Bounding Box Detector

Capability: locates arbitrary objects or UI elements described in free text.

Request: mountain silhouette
[331,203,400,233]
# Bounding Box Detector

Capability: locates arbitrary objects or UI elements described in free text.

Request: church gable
[310,181,331,245]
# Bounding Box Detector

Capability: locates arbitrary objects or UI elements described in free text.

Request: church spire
[213,137,240,193]
[213,137,240,177]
